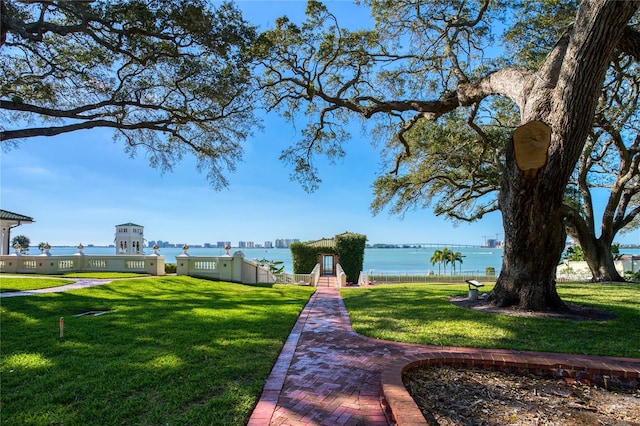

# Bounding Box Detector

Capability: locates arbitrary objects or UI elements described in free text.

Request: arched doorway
[319,254,338,276]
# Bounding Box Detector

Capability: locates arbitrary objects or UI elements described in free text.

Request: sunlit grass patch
[341,282,639,358]
[0,277,73,292]
[3,353,55,370]
[0,276,314,425]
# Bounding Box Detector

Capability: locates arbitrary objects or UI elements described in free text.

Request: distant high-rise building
[264,241,273,248]
[275,238,300,248]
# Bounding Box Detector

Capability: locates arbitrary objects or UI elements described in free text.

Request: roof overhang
[0,209,35,228]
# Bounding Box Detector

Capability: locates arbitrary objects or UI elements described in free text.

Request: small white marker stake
[59,317,64,338]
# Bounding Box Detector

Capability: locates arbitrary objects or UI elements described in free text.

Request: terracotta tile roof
[304,232,363,248]
[305,237,335,248]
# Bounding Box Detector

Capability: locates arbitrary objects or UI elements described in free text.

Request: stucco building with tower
[114,222,145,255]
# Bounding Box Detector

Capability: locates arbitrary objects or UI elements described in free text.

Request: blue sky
[1,1,630,247]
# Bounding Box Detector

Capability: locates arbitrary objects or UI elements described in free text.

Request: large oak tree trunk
[489,129,568,311]
[487,0,638,311]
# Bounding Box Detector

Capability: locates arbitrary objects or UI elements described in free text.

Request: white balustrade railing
[366,270,496,284]
[175,250,276,284]
[125,260,146,270]
[57,259,75,271]
[273,273,313,285]
[272,263,321,286]
[1,250,348,288]
[310,263,321,287]
[87,259,106,269]
[335,263,347,287]
[22,260,37,271]
[0,254,165,275]
[193,260,217,271]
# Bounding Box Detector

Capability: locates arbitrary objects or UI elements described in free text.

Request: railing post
[176,245,190,276]
[145,254,165,276]
[232,251,244,283]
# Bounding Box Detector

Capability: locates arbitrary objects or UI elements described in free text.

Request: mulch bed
[404,365,640,426]
[402,296,637,425]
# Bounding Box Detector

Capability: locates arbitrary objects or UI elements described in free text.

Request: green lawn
[0,276,314,425]
[341,282,640,358]
[0,276,74,292]
[0,273,149,292]
[4,277,637,425]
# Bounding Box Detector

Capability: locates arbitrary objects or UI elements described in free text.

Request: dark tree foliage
[1,0,258,188]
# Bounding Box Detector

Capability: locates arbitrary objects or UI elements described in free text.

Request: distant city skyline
[147,238,298,249]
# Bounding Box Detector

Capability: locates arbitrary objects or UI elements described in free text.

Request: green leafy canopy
[1,0,259,188]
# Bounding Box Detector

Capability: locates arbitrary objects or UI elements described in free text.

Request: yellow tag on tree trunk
[513,120,551,173]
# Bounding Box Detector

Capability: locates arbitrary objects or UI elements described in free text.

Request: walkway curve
[248,285,640,426]
[0,278,115,297]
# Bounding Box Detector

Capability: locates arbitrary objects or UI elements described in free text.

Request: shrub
[335,233,367,283]
[165,263,177,274]
[624,270,640,282]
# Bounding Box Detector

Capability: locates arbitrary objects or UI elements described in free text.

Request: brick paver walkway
[248,278,640,426]
[248,279,409,425]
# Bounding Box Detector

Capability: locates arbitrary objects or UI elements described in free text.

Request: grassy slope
[0,277,74,292]
[0,276,314,425]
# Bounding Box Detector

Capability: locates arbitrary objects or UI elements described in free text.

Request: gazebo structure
[305,237,340,276]
[291,232,366,283]
[114,222,145,255]
[0,209,34,255]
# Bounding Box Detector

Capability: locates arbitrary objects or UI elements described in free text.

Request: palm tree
[11,235,30,254]
[259,258,285,274]
[441,247,453,275]
[451,251,464,275]
[430,249,444,275]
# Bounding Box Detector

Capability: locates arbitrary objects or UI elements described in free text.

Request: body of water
[27,245,505,275]
[22,244,640,277]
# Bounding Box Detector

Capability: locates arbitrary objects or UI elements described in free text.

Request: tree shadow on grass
[341,283,640,358]
[0,277,314,426]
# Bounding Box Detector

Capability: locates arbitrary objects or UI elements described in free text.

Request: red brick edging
[246,291,318,425]
[380,350,640,426]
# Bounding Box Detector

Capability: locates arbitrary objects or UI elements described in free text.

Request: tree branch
[1,119,168,140]
[619,26,640,61]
